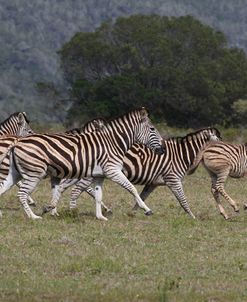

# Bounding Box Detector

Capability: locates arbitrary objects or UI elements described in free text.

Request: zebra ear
[140,107,148,121]
[18,112,25,125]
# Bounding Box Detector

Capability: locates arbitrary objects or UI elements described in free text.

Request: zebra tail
[0,138,19,166]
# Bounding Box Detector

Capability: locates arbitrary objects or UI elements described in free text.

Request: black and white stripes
[0,108,164,220]
[67,127,221,218]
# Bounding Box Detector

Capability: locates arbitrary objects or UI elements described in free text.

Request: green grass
[0,167,247,302]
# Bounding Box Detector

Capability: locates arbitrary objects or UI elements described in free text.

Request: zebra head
[16,112,34,136]
[135,108,164,154]
[201,127,222,142]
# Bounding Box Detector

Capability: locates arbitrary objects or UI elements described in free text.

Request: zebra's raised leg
[132,184,157,211]
[105,169,153,215]
[166,180,196,219]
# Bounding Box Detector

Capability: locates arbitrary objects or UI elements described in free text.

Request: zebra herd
[0,109,246,221]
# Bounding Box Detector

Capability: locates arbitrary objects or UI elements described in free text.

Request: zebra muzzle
[154,146,165,155]
[42,205,55,215]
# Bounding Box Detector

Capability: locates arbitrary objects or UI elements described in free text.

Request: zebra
[0,108,164,220]
[50,127,221,218]
[188,141,247,219]
[0,118,107,209]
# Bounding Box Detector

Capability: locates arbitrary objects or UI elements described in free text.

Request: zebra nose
[154,146,165,155]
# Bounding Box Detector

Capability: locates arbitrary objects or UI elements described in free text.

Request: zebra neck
[105,119,136,155]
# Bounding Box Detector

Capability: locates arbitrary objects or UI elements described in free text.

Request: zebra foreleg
[166,180,196,219]
[105,170,153,215]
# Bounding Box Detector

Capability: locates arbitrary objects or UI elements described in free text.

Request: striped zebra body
[189,141,246,219]
[0,108,164,220]
[68,127,221,218]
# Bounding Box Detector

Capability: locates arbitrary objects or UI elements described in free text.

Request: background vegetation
[1,1,247,125]
[60,15,247,128]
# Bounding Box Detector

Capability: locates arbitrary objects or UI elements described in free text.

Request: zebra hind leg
[16,181,36,206]
[210,173,230,220]
[17,177,43,219]
[214,171,239,218]
[167,180,196,219]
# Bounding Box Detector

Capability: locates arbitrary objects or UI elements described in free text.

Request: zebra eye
[150,127,155,131]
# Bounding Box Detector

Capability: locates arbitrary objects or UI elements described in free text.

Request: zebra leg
[70,179,112,213]
[85,185,112,214]
[70,178,94,209]
[132,184,156,211]
[210,173,229,219]
[166,180,196,219]
[0,157,22,218]
[17,177,43,219]
[94,178,108,221]
[48,178,79,216]
[213,169,240,215]
[105,170,153,215]
[16,181,36,206]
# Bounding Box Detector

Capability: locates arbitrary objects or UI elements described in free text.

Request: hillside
[1,0,247,122]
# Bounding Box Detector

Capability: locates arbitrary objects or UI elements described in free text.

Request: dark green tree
[59,14,247,127]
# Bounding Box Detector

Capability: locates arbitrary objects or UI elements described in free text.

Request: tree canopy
[59,14,247,127]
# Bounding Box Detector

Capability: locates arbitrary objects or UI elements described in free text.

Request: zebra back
[199,141,247,177]
[0,112,33,136]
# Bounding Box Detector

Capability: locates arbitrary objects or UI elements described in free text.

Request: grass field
[0,166,247,302]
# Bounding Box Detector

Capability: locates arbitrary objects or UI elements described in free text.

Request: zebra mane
[106,107,149,127]
[83,118,107,129]
[163,127,221,143]
[66,118,107,134]
[0,112,30,127]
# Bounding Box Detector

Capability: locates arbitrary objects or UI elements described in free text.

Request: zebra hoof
[42,205,54,215]
[145,210,153,216]
[29,202,36,207]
